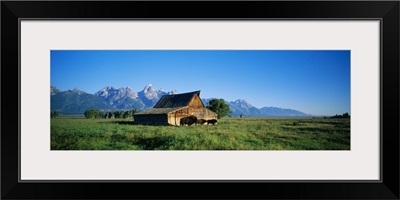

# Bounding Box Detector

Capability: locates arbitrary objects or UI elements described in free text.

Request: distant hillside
[51,88,112,114]
[202,98,310,117]
[51,84,311,116]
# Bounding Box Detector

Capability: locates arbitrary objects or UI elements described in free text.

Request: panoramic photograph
[50,50,350,150]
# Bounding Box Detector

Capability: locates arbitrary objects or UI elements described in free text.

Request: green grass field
[51,117,350,150]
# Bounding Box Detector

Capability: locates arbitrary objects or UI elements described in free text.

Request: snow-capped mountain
[202,98,309,117]
[167,89,178,95]
[232,99,254,109]
[93,84,178,110]
[259,106,310,116]
[51,86,112,114]
[95,86,145,110]
[51,84,310,116]
[201,98,260,116]
[138,84,159,100]
[69,88,86,95]
[137,84,177,108]
[51,85,61,95]
[228,99,261,116]
[95,86,138,100]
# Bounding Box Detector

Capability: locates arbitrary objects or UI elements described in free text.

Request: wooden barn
[133,91,217,126]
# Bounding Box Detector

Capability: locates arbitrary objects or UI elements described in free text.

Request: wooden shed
[133,91,217,126]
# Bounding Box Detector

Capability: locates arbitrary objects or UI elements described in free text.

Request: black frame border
[2,1,399,199]
[17,18,383,184]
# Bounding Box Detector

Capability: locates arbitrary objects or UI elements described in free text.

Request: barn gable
[188,93,205,108]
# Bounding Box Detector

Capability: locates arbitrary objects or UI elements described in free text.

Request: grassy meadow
[51,117,350,150]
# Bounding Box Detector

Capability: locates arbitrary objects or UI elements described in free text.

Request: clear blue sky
[51,50,350,116]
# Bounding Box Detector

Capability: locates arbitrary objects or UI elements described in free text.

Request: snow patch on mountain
[139,84,159,100]
[95,86,138,104]
[50,85,61,95]
[168,90,178,95]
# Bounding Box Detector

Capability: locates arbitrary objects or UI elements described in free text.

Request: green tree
[107,111,113,118]
[51,111,60,118]
[84,109,95,118]
[330,112,350,119]
[84,109,103,119]
[120,110,126,119]
[114,110,122,119]
[206,98,231,119]
[123,110,131,118]
[97,110,104,118]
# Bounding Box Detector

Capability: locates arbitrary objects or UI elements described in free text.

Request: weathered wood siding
[166,96,218,126]
[188,107,217,119]
[167,108,188,126]
[188,95,205,108]
[187,96,217,119]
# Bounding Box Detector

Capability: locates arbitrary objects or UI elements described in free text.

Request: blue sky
[51,50,350,116]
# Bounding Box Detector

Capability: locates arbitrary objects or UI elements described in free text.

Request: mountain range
[51,84,310,116]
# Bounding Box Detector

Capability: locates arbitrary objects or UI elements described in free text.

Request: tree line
[51,109,140,119]
[51,111,60,118]
[330,112,350,119]
[84,109,140,119]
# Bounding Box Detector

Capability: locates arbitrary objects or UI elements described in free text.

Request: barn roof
[153,90,203,108]
[134,106,187,115]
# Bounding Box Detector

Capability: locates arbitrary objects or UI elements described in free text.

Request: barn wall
[135,110,217,126]
[188,95,204,108]
[187,95,217,120]
[168,108,189,126]
[203,108,218,119]
[187,107,217,120]
[168,113,176,125]
[134,114,168,125]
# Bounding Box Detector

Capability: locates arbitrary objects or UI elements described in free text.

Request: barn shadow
[100,120,135,125]
[98,120,175,126]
